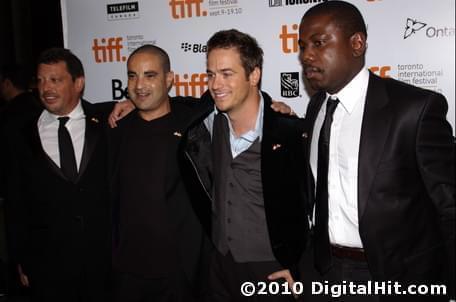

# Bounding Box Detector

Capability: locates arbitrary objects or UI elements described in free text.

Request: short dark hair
[128,44,171,73]
[207,29,263,80]
[0,64,32,91]
[37,48,85,81]
[302,0,367,38]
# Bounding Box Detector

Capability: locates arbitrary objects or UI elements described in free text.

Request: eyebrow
[206,68,235,73]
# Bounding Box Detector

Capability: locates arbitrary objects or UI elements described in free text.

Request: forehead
[37,61,70,76]
[207,47,242,68]
[299,13,339,37]
[128,52,162,69]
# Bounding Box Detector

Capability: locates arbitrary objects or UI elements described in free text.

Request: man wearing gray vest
[182,29,309,301]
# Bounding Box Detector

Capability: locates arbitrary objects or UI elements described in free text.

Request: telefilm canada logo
[107,2,139,21]
[403,18,455,39]
[281,72,300,98]
[181,42,207,53]
[269,0,326,7]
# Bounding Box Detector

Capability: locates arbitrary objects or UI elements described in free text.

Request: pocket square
[91,117,99,123]
[302,132,308,138]
[173,131,182,137]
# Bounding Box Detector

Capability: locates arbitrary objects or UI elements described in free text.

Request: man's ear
[166,71,174,92]
[249,67,261,87]
[75,76,85,94]
[350,32,367,58]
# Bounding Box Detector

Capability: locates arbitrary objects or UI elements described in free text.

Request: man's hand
[270,101,296,116]
[17,264,30,287]
[108,100,135,128]
[268,269,298,298]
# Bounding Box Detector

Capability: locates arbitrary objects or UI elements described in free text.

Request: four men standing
[2,1,454,301]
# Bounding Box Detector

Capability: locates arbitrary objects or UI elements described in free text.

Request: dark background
[0,0,63,68]
[1,1,62,300]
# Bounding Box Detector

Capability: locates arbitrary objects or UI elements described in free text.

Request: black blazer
[5,100,113,289]
[304,72,455,296]
[182,91,309,277]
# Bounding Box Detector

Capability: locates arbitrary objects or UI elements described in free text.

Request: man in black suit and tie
[4,48,112,301]
[298,1,455,301]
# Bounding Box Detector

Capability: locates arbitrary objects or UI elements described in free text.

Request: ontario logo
[404,18,455,39]
[107,2,139,21]
[404,18,427,39]
[281,72,299,98]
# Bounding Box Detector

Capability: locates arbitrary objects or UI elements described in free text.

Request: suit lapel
[304,92,326,209]
[24,114,67,179]
[358,73,392,220]
[78,100,101,181]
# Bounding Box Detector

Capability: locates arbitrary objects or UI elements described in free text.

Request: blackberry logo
[107,2,139,21]
[181,43,192,52]
[281,72,299,98]
[180,42,207,53]
[404,18,427,39]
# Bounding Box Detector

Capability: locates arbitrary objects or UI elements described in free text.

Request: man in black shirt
[109,44,207,302]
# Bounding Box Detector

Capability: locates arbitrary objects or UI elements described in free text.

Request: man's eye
[314,40,324,47]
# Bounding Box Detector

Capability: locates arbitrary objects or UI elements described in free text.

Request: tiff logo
[169,0,207,19]
[92,37,127,63]
[174,73,208,97]
[280,24,299,53]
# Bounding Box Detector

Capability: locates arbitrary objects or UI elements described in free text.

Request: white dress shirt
[204,94,264,158]
[38,101,86,170]
[310,68,369,248]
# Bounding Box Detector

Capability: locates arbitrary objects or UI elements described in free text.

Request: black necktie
[314,98,339,274]
[58,116,78,182]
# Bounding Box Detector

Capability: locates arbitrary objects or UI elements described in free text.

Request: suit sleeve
[415,92,455,296]
[4,130,30,273]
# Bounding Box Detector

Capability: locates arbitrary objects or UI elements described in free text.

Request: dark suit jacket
[182,91,309,277]
[5,100,113,295]
[304,72,455,296]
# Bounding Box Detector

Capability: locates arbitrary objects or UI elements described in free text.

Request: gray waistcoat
[211,114,275,263]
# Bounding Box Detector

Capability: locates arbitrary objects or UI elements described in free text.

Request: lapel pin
[302,132,308,138]
[173,131,182,137]
[91,117,99,123]
[272,144,282,151]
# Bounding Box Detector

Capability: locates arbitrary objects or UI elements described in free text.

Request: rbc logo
[281,72,299,98]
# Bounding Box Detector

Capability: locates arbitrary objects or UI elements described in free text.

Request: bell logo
[369,66,391,78]
[92,37,127,63]
[280,24,299,53]
[174,73,208,97]
[169,0,207,19]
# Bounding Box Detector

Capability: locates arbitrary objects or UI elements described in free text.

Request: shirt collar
[40,100,85,126]
[326,67,369,114]
[213,93,264,142]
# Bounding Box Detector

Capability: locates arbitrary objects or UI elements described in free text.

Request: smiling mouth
[212,91,229,100]
[42,94,59,103]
